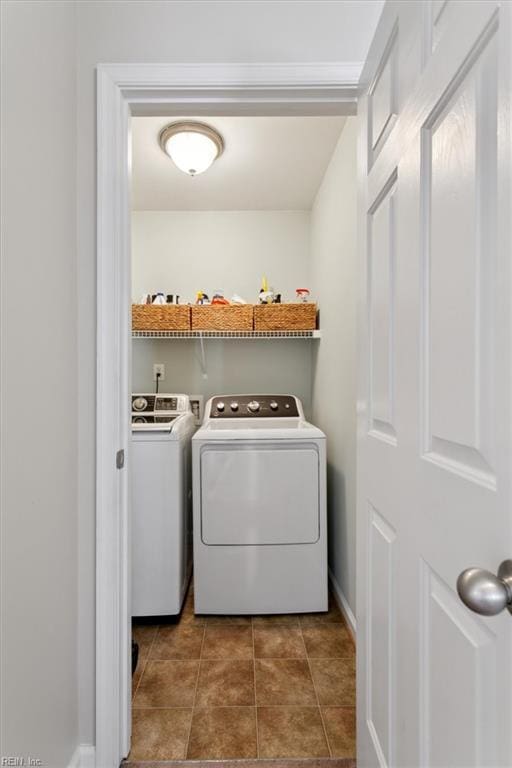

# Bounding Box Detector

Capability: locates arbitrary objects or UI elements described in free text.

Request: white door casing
[96,62,359,768]
[357,2,512,767]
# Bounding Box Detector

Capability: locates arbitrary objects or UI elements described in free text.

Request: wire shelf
[132,329,322,340]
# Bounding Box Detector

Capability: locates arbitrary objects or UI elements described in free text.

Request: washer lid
[131,415,178,432]
[194,419,325,441]
[132,411,195,434]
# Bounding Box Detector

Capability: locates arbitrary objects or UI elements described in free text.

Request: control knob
[230,402,239,412]
[247,400,260,413]
[270,401,279,411]
[216,401,225,412]
[133,397,147,411]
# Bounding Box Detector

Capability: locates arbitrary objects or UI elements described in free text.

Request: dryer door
[200,441,320,545]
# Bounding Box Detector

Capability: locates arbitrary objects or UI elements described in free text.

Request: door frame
[96,61,361,767]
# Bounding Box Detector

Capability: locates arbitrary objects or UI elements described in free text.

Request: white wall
[77,0,380,67]
[132,209,313,411]
[133,340,314,419]
[132,210,311,304]
[0,2,78,765]
[311,118,358,615]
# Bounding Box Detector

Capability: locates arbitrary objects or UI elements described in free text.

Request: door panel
[422,27,497,487]
[367,505,396,768]
[200,443,320,545]
[420,562,498,768]
[370,29,398,158]
[368,173,397,444]
[429,1,455,55]
[358,3,512,767]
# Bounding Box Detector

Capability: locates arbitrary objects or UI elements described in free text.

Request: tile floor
[130,584,356,762]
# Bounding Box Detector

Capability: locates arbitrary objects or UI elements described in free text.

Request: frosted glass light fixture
[159,121,224,176]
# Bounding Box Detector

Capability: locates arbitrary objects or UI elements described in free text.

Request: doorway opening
[128,112,356,762]
[96,64,359,768]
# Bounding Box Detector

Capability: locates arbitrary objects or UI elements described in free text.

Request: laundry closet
[131,116,345,416]
[129,114,358,762]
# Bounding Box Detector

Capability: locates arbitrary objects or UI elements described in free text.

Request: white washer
[193,394,327,615]
[131,393,195,617]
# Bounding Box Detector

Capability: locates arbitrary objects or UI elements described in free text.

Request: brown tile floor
[130,585,356,762]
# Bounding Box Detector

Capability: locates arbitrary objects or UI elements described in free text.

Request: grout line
[131,624,159,701]
[184,623,206,759]
[251,619,259,758]
[299,620,346,626]
[132,703,329,709]
[300,622,332,758]
[208,655,354,661]
[145,654,355,662]
[132,705,196,710]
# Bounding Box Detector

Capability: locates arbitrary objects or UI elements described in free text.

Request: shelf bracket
[198,333,208,379]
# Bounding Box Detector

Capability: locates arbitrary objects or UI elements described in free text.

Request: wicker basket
[254,302,317,331]
[191,304,254,331]
[132,304,191,331]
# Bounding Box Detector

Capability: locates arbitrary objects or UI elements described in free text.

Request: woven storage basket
[132,304,191,331]
[254,302,317,331]
[191,304,254,331]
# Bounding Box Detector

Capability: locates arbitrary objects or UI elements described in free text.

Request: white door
[357,2,512,767]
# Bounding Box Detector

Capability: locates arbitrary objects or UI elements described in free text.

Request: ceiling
[132,116,347,211]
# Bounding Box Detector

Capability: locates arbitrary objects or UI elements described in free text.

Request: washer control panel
[210,395,300,418]
[131,393,192,431]
[131,393,190,413]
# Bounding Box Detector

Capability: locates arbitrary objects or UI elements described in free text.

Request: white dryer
[131,393,195,617]
[193,394,327,615]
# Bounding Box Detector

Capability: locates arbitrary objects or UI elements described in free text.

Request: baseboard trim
[68,745,95,768]
[329,568,357,640]
[79,746,96,768]
[68,747,81,768]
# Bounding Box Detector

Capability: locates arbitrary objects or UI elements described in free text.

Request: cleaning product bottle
[259,275,271,304]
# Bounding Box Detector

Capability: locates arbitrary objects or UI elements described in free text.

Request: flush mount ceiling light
[159,121,224,176]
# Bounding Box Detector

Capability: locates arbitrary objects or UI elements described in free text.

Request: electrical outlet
[153,363,165,381]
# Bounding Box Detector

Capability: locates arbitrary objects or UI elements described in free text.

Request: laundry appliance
[192,394,327,614]
[131,393,195,616]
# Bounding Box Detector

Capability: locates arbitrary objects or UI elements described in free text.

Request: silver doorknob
[457,560,512,616]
